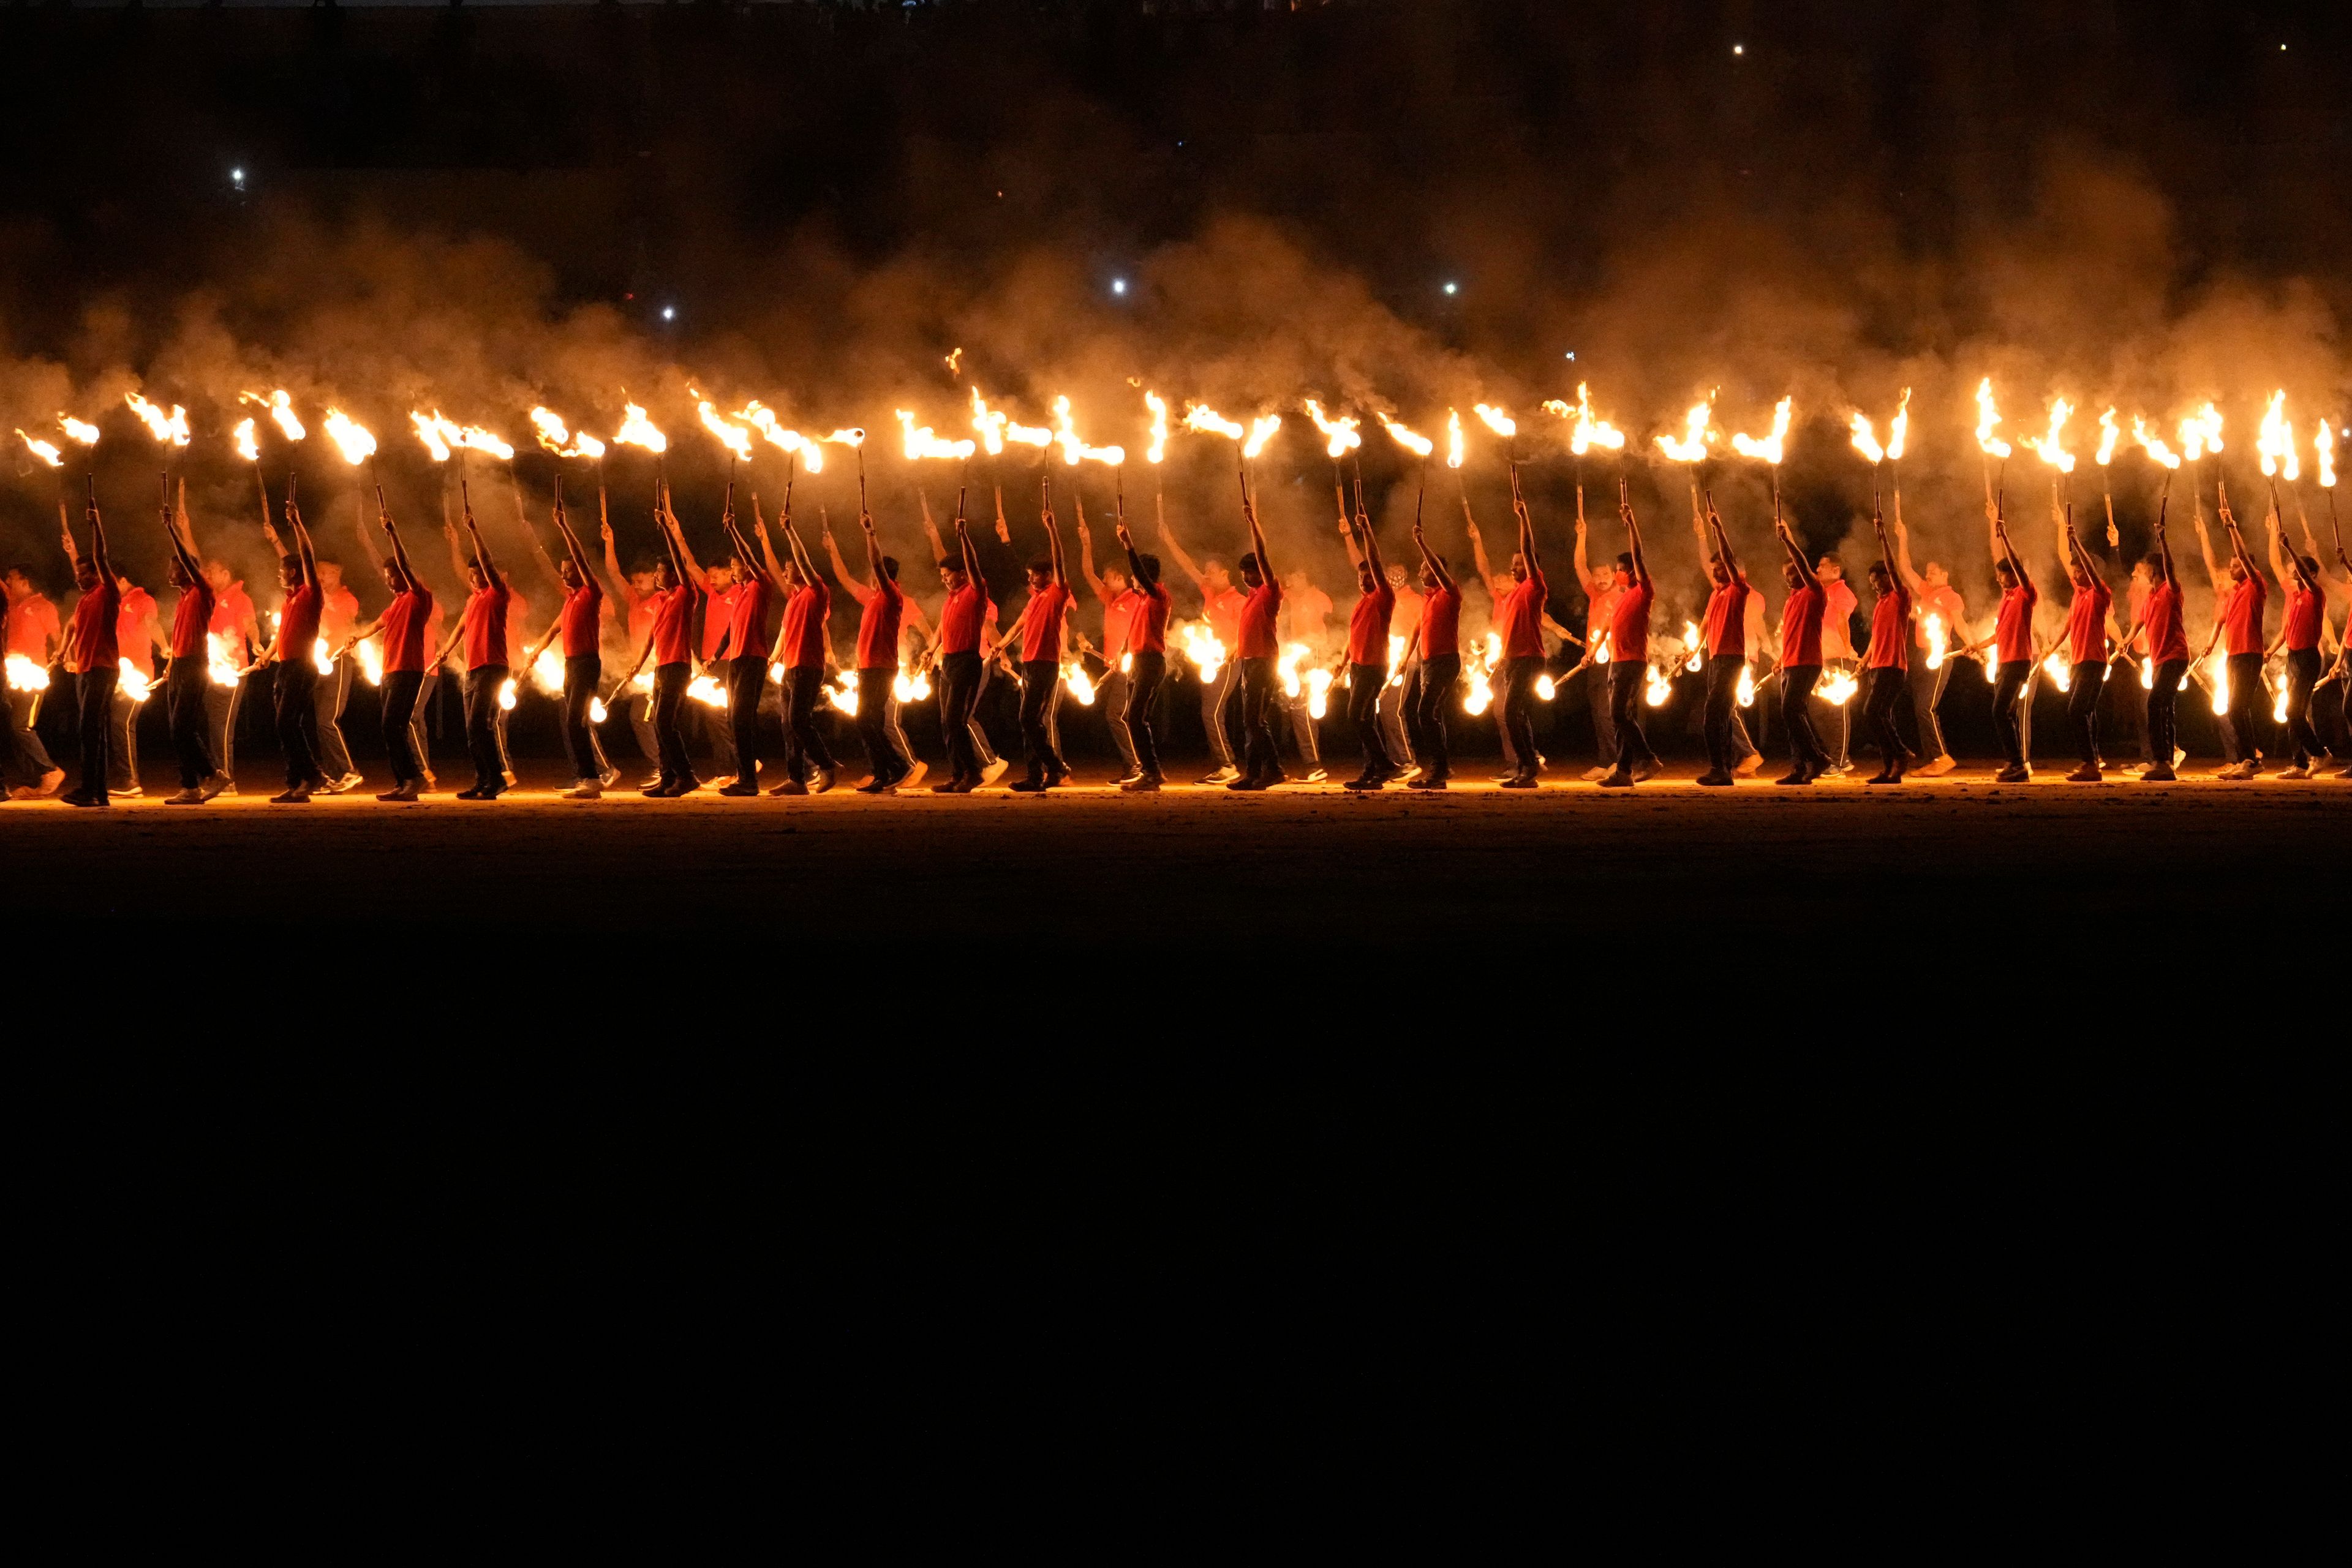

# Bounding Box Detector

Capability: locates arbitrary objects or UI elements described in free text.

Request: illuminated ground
[10,760,2344,944]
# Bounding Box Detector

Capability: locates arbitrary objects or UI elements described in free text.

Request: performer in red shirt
[1226,489,1286,790]
[708,492,783,796]
[1404,513,1463,789]
[2117,507,2188,781]
[843,508,921,793]
[1379,557,1422,774]
[1008,484,1073,792]
[1335,511,1398,790]
[56,491,123,807]
[156,492,228,803]
[514,481,611,797]
[102,566,164,797]
[265,503,360,791]
[2057,508,2115,782]
[603,496,665,783]
[1490,471,1551,789]
[2,563,64,798]
[2201,494,2269,779]
[339,499,435,801]
[2265,505,2329,778]
[1771,516,1830,784]
[1815,553,1861,772]
[240,486,328,802]
[1890,502,1966,775]
[1157,510,1246,782]
[767,505,839,795]
[1694,498,1751,787]
[1077,500,1148,785]
[929,502,995,792]
[1961,502,2038,782]
[428,485,513,799]
[1572,503,1626,778]
[1598,484,1662,788]
[1860,503,1915,784]
[622,499,703,796]
[1114,512,1171,791]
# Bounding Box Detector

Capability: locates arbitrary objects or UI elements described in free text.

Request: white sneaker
[562,781,602,799]
[1582,766,1611,782]
[981,758,1011,786]
[901,760,929,790]
[200,772,232,801]
[108,785,144,799]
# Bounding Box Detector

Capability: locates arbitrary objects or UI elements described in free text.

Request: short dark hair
[1615,552,1634,572]
[631,559,659,577]
[881,555,899,581]
[2299,554,2321,578]
[2143,551,2165,571]
[1238,551,1261,576]
[1028,556,1054,577]
[1135,552,1161,585]
[280,555,302,575]
[2,564,32,584]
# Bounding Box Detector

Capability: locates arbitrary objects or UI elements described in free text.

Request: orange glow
[17,430,62,467]
[1243,414,1282,461]
[1050,396,1124,466]
[124,393,191,447]
[2130,414,2180,469]
[321,409,377,466]
[1182,402,1245,441]
[1143,391,1169,464]
[239,390,306,442]
[1887,386,1910,461]
[2317,420,2336,488]
[1542,383,1625,454]
[2020,396,2075,472]
[1730,394,1792,464]
[1654,392,1716,463]
[2094,406,2120,467]
[529,407,606,459]
[1974,378,2012,459]
[58,415,99,447]
[897,409,977,461]
[737,401,822,472]
[2256,390,2299,481]
[1472,403,1517,440]
[1377,412,1434,458]
[2178,402,2223,462]
[1303,398,1362,458]
[1849,412,1884,465]
[611,401,669,456]
[232,418,259,464]
[695,396,755,462]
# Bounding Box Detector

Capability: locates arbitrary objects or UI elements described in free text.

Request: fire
[320,409,376,466]
[240,390,306,442]
[1051,396,1124,466]
[1143,391,1169,464]
[892,668,933,703]
[737,401,821,471]
[312,638,334,676]
[611,401,669,456]
[1385,632,1406,689]
[4,652,50,692]
[1923,611,1945,670]
[1378,413,1434,459]
[2256,390,2299,481]
[2021,396,2075,472]
[1461,631,1502,714]
[1730,395,1793,464]
[1445,409,1465,470]
[2139,657,2154,692]
[232,418,260,464]
[2179,402,2223,462]
[1243,415,1282,461]
[59,415,99,447]
[1682,618,1703,673]
[1060,660,1099,706]
[2206,652,2229,716]
[1593,630,1612,666]
[531,645,567,696]
[588,698,609,725]
[1654,392,1716,462]
[827,669,861,715]
[1303,399,1362,458]
[1982,644,1999,684]
[897,409,976,461]
[205,633,241,688]
[945,348,963,377]
[124,393,192,447]
[1849,413,1884,466]
[410,411,454,462]
[1819,667,1860,706]
[2132,415,2181,469]
[1974,378,2012,459]
[967,393,1051,452]
[1182,404,1244,441]
[1542,383,1626,454]
[687,674,728,708]
[1277,643,1330,717]
[821,428,867,451]
[1473,403,1517,440]
[631,671,654,695]
[116,658,153,703]
[2095,407,2120,467]
[498,677,518,712]
[2271,665,2291,725]
[355,638,383,687]
[1645,663,1673,707]
[2320,420,2337,489]
[1887,387,1910,461]
[17,430,62,467]
[1735,663,1755,708]
[1536,674,1556,701]
[2041,647,2071,693]
[1178,620,1227,684]
[529,407,606,460]
[695,398,755,462]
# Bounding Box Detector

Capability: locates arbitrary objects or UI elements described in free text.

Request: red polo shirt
[383,587,434,673]
[857,575,906,670]
[1346,584,1395,666]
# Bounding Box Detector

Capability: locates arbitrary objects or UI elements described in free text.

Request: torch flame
[410,411,453,463]
[529,407,606,460]
[124,393,191,448]
[17,430,63,467]
[532,645,567,696]
[2095,407,2120,467]
[821,428,867,450]
[1178,620,1227,684]
[1735,662,1755,709]
[59,415,99,447]
[1924,612,1946,671]
[1302,399,1362,459]
[1888,387,1910,462]
[1473,403,1517,440]
[687,674,728,708]
[205,633,241,688]
[1819,667,1860,706]
[1377,412,1434,458]
[2318,420,2336,489]
[2042,647,2072,693]
[5,652,51,691]
[1849,412,1884,466]
[827,669,861,715]
[1974,378,2012,459]
[1654,392,1716,463]
[2178,403,2223,462]
[1542,383,1625,454]
[312,638,336,677]
[695,396,755,462]
[1183,402,1245,442]
[117,658,153,703]
[970,388,1008,456]
[232,418,260,464]
[1061,660,1099,706]
[1730,395,1793,465]
[945,348,963,377]
[2130,415,2180,470]
[321,409,377,466]
[1445,409,1465,470]
[897,409,976,461]
[2021,397,2075,473]
[355,638,383,687]
[588,697,608,725]
[239,390,306,442]
[1050,396,1124,466]
[2256,390,2299,481]
[1243,414,1282,461]
[1143,391,1169,464]
[737,401,822,472]
[612,401,669,456]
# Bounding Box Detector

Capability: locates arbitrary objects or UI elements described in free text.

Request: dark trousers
[728,657,767,782]
[856,665,914,782]
[2147,659,2186,766]
[1237,656,1281,780]
[651,663,695,785]
[312,652,355,781]
[1911,658,1954,758]
[1781,665,1828,771]
[1348,662,1391,776]
[563,653,603,782]
[1099,667,1139,775]
[699,683,739,780]
[461,665,508,793]
[1125,650,1166,777]
[275,658,324,790]
[1378,658,1414,765]
[939,650,986,782]
[107,681,143,791]
[1994,660,2032,767]
[2068,659,2108,766]
[6,687,55,782]
[72,665,118,798]
[2225,651,2263,765]
[1407,652,1460,779]
[2283,647,2322,766]
[624,687,658,765]
[410,670,437,779]
[1864,665,1911,769]
[1584,661,1616,766]
[1499,655,1544,778]
[1702,653,1743,773]
[165,659,214,788]
[380,669,425,786]
[1283,687,1321,766]
[1608,662,1655,774]
[1200,662,1238,769]
[203,679,241,785]
[1017,658,1066,781]
[784,663,835,782]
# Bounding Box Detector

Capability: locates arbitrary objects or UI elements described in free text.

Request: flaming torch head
[1655,393,1716,464]
[2095,407,2120,468]
[695,398,755,462]
[2257,391,2299,481]
[125,393,192,448]
[1730,396,1793,465]
[1303,399,1362,459]
[322,409,377,466]
[2021,396,2074,473]
[970,387,1008,456]
[1445,409,1465,470]
[2179,402,2223,463]
[410,410,455,463]
[1183,402,1245,442]
[1144,391,1169,464]
[1849,412,1884,466]
[1974,379,2012,460]
[241,390,306,442]
[1377,413,1434,459]
[1243,414,1282,462]
[59,415,99,447]
[1546,383,1625,456]
[2131,414,2180,470]
[1473,403,1517,440]
[232,418,260,464]
[1887,387,1910,462]
[612,401,669,456]
[2318,420,2337,489]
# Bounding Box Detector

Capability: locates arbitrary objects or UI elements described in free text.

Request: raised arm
[162,491,201,582]
[1356,510,1386,580]
[1891,511,1926,597]
[861,505,891,590]
[600,499,635,608]
[1411,519,1455,594]
[921,493,948,565]
[551,485,595,585]
[1992,511,2027,586]
[2267,507,2314,596]
[288,497,319,590]
[663,484,710,590]
[779,510,822,587]
[1157,511,1208,593]
[2192,496,2226,587]
[460,483,496,582]
[1076,497,1110,603]
[1044,486,1068,587]
[381,502,419,595]
[1574,510,1600,595]
[1777,516,1819,590]
[1241,486,1270,582]
[1465,500,1493,584]
[1702,495,1733,578]
[820,509,875,603]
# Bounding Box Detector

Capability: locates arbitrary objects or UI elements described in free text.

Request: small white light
[661,306,676,321]
[1564,350,1577,361]
[1443,281,1458,296]
[1733,43,1744,55]
[231,168,244,183]
[1112,278,1127,295]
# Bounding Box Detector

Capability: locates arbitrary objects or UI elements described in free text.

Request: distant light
[1732,43,1744,55]
[1443,281,1459,296]
[230,168,244,186]
[660,306,676,321]
[1564,351,1577,361]
[1112,278,1128,296]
